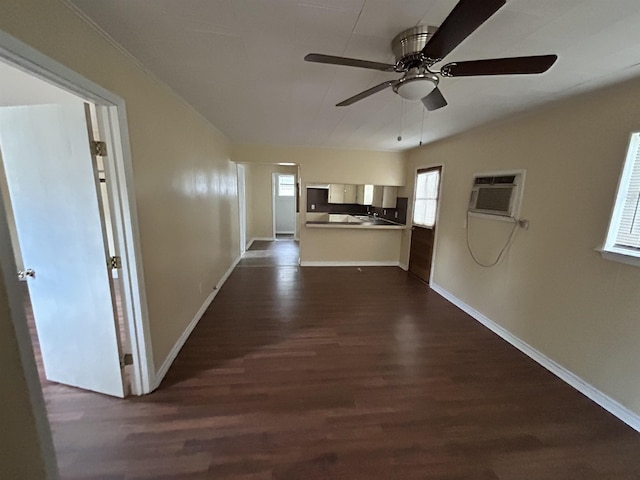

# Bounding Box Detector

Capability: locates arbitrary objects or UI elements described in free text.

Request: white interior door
[0,103,125,397]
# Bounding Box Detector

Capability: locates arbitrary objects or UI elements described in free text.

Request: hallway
[38,258,640,479]
[239,237,300,268]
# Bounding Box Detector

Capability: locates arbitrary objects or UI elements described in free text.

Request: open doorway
[273,172,297,240]
[0,43,151,402]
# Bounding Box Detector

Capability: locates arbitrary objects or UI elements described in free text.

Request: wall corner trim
[152,255,241,390]
[430,282,640,433]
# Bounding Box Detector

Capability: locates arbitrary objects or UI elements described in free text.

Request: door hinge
[120,353,133,368]
[91,140,108,156]
[109,255,122,269]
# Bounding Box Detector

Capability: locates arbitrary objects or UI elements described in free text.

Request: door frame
[408,163,444,285]
[272,171,297,238]
[237,164,247,254]
[271,172,278,240]
[0,32,152,391]
[0,183,60,479]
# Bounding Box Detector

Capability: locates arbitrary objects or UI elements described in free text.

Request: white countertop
[305,213,406,230]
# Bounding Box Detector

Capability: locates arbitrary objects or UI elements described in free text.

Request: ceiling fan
[304,0,557,111]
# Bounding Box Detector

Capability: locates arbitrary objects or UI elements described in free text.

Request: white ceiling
[66,0,640,152]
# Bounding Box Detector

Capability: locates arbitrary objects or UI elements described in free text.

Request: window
[413,168,440,227]
[278,174,295,197]
[603,132,640,264]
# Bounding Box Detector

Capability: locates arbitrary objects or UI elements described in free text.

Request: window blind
[614,135,640,250]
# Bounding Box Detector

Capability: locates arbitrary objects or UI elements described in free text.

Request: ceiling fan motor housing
[391,25,438,68]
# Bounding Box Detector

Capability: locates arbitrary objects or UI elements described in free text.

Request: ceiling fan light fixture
[395,79,436,100]
[393,73,438,101]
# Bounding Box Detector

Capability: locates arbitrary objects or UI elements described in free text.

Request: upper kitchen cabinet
[356,185,374,205]
[372,186,398,208]
[329,184,356,204]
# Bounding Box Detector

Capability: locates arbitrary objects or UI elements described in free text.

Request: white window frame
[413,168,440,228]
[601,132,640,267]
[278,174,295,197]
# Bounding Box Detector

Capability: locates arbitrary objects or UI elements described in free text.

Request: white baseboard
[152,255,241,390]
[300,260,400,267]
[216,255,241,290]
[430,282,640,433]
[399,262,409,271]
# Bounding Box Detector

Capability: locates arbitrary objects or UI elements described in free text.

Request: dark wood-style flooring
[34,240,640,479]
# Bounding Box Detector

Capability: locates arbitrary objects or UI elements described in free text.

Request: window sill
[596,246,640,267]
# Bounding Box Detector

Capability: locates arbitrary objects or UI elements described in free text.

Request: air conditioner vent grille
[475,187,513,213]
[474,175,516,185]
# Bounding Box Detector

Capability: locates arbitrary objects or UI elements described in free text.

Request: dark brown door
[409,226,435,282]
[408,166,441,283]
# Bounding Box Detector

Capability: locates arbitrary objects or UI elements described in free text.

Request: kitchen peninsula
[300,183,407,266]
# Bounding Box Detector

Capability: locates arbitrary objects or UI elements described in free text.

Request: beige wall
[0,270,49,479]
[243,163,297,240]
[234,144,407,263]
[404,77,640,415]
[0,2,239,370]
[233,144,406,186]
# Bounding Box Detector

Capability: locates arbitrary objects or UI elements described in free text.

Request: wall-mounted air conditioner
[468,171,524,218]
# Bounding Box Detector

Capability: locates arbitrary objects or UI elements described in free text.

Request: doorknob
[17,268,36,280]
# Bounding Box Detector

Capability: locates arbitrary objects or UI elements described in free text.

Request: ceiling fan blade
[304,53,396,72]
[441,55,558,77]
[422,87,448,111]
[336,80,397,106]
[422,0,506,63]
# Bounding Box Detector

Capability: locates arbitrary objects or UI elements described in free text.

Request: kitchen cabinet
[372,186,398,208]
[356,185,374,205]
[328,183,356,204]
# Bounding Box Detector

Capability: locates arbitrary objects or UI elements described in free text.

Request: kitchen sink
[328,214,363,223]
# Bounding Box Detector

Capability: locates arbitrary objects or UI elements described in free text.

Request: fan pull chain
[398,99,405,142]
[420,108,426,146]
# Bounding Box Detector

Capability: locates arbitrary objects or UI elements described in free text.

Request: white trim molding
[300,260,400,267]
[152,255,241,390]
[0,192,60,479]
[596,246,640,268]
[430,282,640,433]
[216,256,241,291]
